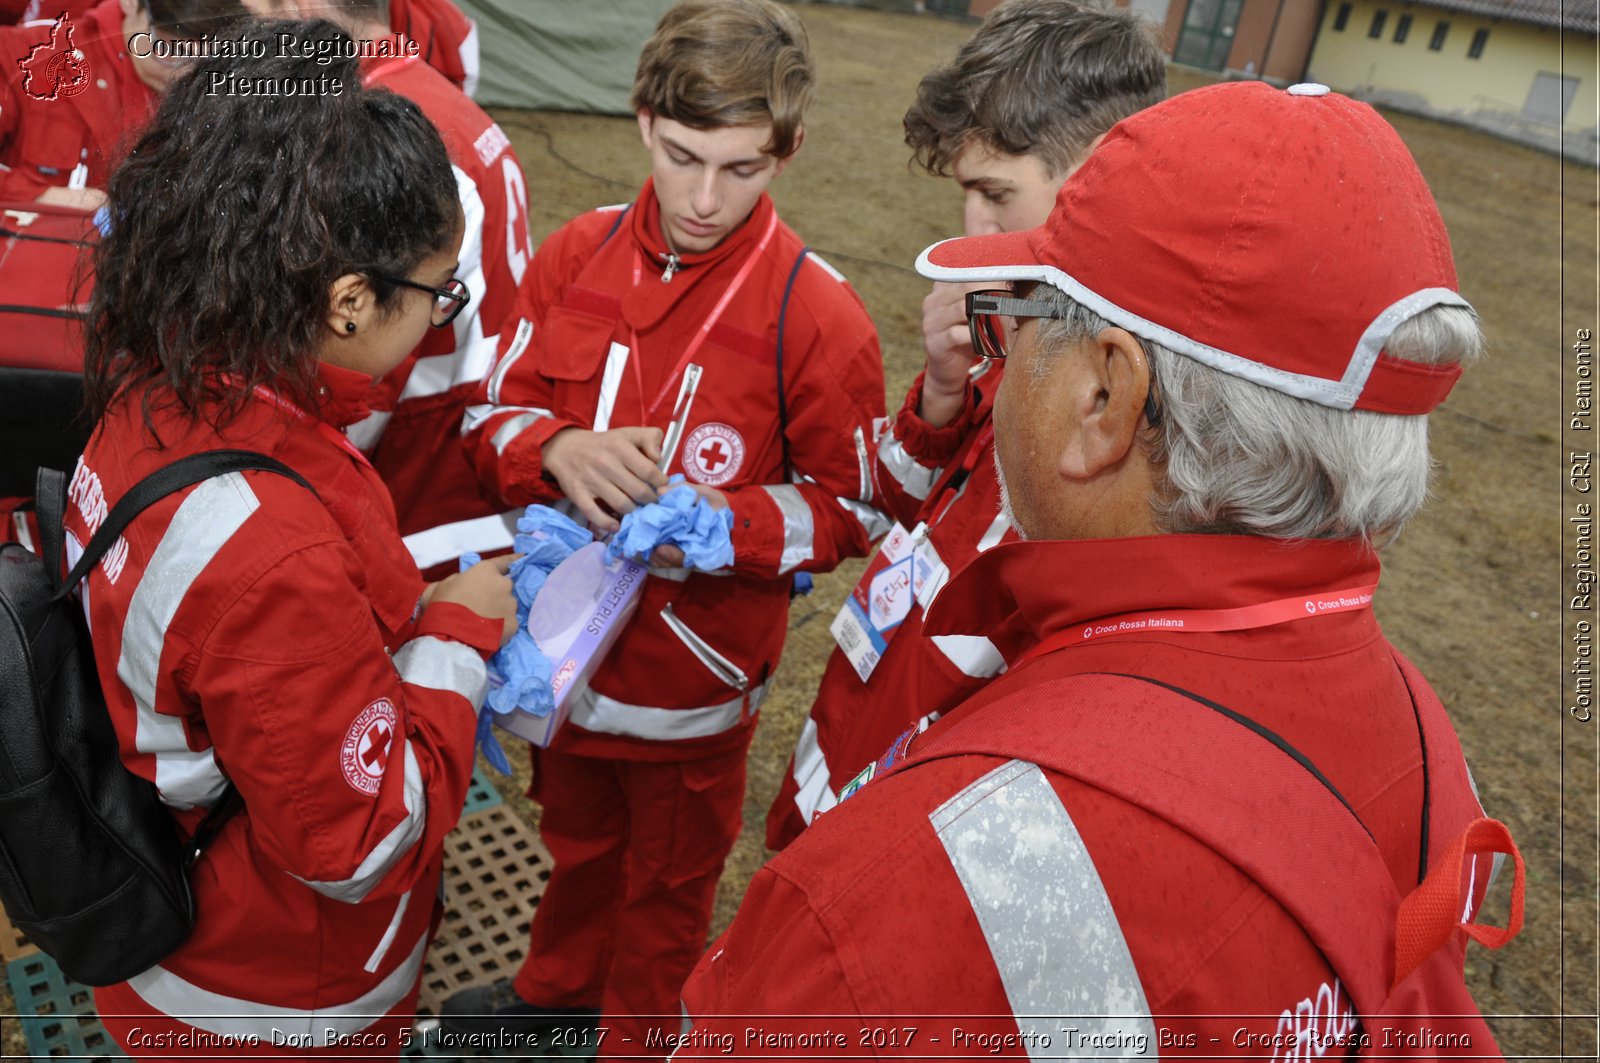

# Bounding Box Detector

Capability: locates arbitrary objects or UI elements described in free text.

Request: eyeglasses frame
[367,272,472,329]
[964,288,1162,427]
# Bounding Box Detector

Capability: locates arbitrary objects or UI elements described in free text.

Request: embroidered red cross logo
[699,440,730,471]
[359,719,393,774]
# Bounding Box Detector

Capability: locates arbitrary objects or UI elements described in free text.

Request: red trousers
[515,742,747,1062]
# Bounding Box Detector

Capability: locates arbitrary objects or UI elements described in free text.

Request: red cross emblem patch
[340,698,398,796]
[682,422,745,487]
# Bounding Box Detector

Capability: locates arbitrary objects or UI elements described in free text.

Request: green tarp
[458,0,677,113]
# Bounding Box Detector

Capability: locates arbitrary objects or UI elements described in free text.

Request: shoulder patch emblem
[341,698,398,796]
[682,422,746,487]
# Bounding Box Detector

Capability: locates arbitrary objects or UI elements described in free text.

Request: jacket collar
[313,362,377,429]
[628,176,774,281]
[924,534,1383,646]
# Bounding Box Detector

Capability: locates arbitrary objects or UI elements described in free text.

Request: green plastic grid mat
[462,766,507,816]
[5,951,124,1059]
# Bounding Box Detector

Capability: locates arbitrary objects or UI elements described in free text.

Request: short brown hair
[631,0,815,159]
[904,0,1165,178]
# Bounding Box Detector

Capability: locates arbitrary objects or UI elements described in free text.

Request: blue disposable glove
[606,476,734,571]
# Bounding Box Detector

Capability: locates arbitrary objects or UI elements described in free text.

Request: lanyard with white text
[627,208,779,421]
[1016,583,1380,668]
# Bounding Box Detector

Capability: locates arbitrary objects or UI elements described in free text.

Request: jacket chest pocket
[538,304,624,426]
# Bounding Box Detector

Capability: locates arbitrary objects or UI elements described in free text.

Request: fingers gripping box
[492,542,647,747]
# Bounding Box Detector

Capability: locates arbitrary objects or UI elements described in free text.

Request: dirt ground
[3,4,1592,1059]
[486,5,1596,1058]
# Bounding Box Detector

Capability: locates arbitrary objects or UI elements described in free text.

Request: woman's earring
[345,321,357,334]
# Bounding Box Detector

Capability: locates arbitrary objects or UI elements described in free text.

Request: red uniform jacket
[768,368,1016,847]
[388,0,477,96]
[355,53,531,575]
[465,181,887,760]
[684,535,1493,1056]
[0,0,153,201]
[68,366,501,1053]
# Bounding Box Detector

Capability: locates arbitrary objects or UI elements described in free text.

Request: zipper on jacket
[659,251,681,283]
[660,603,748,692]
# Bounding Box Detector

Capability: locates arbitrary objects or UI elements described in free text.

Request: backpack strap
[37,449,318,863]
[48,450,313,601]
[905,670,1522,1021]
[774,247,809,486]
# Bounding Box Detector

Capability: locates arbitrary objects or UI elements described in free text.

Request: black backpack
[0,450,310,986]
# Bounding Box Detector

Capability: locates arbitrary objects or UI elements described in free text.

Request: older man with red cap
[675,81,1524,1058]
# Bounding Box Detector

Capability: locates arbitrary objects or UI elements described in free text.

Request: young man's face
[638,112,795,255]
[951,141,1065,236]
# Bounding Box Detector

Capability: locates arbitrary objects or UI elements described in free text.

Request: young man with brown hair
[449,1,886,1055]
[768,0,1165,849]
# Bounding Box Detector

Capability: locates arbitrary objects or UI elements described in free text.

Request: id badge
[912,533,950,610]
[829,522,922,682]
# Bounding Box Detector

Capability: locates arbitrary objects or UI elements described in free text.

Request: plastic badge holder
[492,542,647,747]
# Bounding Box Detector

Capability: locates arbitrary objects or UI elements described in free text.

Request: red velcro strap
[1355,353,1463,414]
[1392,817,1525,990]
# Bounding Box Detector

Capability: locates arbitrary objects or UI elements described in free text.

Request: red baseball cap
[917,81,1472,414]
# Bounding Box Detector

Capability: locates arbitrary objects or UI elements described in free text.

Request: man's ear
[637,109,655,150]
[1059,326,1153,480]
[324,273,373,337]
[770,126,804,179]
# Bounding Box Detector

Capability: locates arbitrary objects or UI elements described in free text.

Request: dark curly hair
[84,18,460,431]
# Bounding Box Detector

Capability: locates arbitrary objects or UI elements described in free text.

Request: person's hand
[648,482,730,568]
[919,282,986,427]
[542,426,670,533]
[427,554,519,645]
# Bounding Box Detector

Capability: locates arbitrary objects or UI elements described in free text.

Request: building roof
[1418,0,1599,35]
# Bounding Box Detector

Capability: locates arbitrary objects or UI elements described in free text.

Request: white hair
[1027,286,1484,545]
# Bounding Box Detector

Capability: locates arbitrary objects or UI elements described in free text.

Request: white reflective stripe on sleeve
[930,635,1006,678]
[403,510,520,570]
[805,251,846,284]
[789,715,837,823]
[837,497,891,543]
[976,510,1010,553]
[932,760,1155,1059]
[297,741,427,903]
[364,889,411,974]
[593,342,630,432]
[344,410,392,453]
[119,472,257,811]
[393,635,487,707]
[127,931,429,1043]
[761,484,814,575]
[486,318,534,404]
[491,411,546,457]
[566,681,768,742]
[11,509,33,553]
[854,425,872,503]
[459,21,479,97]
[878,430,939,501]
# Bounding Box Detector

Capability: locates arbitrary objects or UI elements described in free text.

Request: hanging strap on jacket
[901,667,1524,1033]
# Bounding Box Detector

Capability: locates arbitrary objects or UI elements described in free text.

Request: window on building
[1394,14,1412,42]
[1369,10,1388,38]
[1468,27,1489,58]
[1333,2,1352,31]
[1524,72,1580,125]
[1429,20,1450,50]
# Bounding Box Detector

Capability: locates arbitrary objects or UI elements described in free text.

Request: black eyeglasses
[369,273,471,328]
[965,288,1162,427]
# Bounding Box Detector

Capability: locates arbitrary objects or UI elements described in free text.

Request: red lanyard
[1017,582,1379,667]
[628,209,779,421]
[929,424,995,525]
[250,385,375,469]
